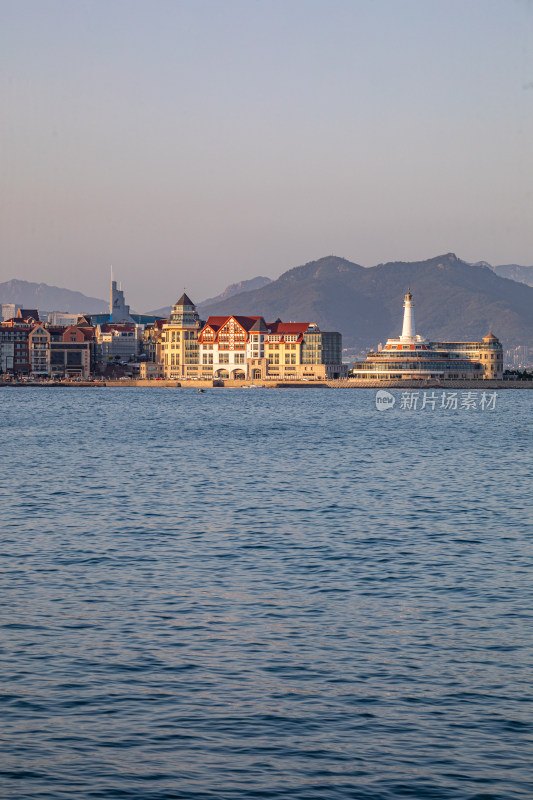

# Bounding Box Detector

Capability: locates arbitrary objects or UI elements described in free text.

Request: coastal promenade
[3,378,532,389]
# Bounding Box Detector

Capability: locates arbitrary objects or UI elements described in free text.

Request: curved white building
[351,291,502,380]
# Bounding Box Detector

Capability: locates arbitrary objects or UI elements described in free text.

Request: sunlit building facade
[351,291,502,380]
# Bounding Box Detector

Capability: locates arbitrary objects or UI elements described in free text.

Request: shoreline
[2,379,532,389]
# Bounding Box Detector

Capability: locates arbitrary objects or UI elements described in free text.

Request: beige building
[141,320,165,365]
[28,324,51,375]
[429,334,504,379]
[351,292,504,380]
[139,361,164,379]
[259,322,346,380]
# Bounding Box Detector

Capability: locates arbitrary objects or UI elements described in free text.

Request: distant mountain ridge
[3,255,533,349]
[0,279,108,314]
[200,253,533,350]
[492,264,533,287]
[199,276,271,307]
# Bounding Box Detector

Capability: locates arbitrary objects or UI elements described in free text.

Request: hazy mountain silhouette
[150,275,272,318]
[0,279,108,314]
[200,253,533,350]
[492,264,533,287]
[5,256,532,350]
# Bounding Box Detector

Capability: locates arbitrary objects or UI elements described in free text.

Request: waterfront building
[198,315,267,380]
[160,293,202,379]
[142,319,165,363]
[95,322,141,364]
[351,291,502,380]
[28,324,51,375]
[47,325,92,378]
[429,335,503,379]
[1,313,94,378]
[0,317,32,375]
[260,322,345,381]
[197,315,346,380]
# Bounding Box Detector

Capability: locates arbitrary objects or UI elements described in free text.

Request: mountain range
[0,279,108,314]
[149,276,272,318]
[198,253,533,350]
[491,264,533,287]
[1,255,532,349]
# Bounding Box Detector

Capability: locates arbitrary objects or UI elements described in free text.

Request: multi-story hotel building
[27,323,92,378]
[428,335,503,379]
[160,293,202,379]
[198,315,267,380]
[351,291,503,380]
[0,309,40,375]
[197,315,346,380]
[260,322,345,381]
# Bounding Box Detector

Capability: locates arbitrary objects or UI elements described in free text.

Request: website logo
[375,390,396,411]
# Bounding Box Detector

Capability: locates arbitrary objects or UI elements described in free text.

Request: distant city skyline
[2,0,532,310]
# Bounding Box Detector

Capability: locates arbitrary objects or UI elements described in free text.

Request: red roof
[200,315,265,336]
[268,321,310,334]
[201,316,229,333]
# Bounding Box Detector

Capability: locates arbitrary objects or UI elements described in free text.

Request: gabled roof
[199,315,267,337]
[201,316,228,333]
[16,308,40,322]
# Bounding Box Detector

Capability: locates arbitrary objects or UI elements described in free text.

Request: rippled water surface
[1,387,532,799]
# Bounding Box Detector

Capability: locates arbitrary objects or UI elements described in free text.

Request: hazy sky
[2,0,533,310]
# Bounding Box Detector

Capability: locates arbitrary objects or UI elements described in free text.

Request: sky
[1,0,533,311]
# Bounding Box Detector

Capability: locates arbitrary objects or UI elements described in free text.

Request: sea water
[1,387,532,799]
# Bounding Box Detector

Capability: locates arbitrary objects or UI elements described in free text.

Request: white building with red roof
[198,315,269,380]
[198,315,346,380]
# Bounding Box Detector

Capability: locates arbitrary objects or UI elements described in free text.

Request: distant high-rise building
[110,279,134,323]
[0,303,19,322]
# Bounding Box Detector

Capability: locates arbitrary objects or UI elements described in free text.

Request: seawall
[2,379,532,389]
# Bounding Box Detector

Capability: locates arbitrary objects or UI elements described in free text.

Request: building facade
[196,315,346,380]
[28,324,51,375]
[95,323,141,363]
[48,325,92,378]
[429,334,503,379]
[160,293,202,379]
[351,291,502,380]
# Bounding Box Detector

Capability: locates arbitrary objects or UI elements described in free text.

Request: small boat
[198,388,205,393]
